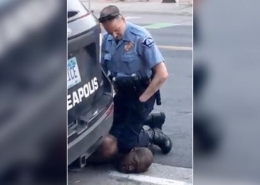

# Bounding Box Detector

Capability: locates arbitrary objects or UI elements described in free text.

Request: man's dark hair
[99,5,121,23]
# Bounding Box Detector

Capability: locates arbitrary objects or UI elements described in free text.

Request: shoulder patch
[142,37,154,48]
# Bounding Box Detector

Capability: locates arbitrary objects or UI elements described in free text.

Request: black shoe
[147,128,172,154]
[144,112,166,130]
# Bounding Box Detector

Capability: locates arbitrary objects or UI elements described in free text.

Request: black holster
[110,75,162,106]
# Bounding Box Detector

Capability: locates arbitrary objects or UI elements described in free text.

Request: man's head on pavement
[99,5,126,40]
[118,147,153,174]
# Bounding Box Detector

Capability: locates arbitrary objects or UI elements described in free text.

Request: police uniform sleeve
[138,36,165,69]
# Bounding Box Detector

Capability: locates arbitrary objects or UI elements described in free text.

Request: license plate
[67,57,81,89]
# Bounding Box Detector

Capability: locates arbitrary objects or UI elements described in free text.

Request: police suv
[68,0,114,166]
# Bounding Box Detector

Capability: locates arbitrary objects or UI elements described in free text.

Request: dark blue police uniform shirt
[101,22,164,77]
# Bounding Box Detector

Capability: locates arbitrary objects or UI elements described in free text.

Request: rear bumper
[68,104,113,165]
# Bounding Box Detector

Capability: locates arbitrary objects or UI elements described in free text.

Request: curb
[93,10,192,16]
[86,2,193,16]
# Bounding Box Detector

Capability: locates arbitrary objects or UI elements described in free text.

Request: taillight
[105,103,114,119]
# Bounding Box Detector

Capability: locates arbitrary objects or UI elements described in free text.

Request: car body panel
[67,0,113,165]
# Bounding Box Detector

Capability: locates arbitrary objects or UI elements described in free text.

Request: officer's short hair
[98,5,121,23]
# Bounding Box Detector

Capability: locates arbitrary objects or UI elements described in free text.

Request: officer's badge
[142,37,154,48]
[124,42,134,51]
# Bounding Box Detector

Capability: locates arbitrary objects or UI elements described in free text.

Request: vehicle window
[67,0,88,20]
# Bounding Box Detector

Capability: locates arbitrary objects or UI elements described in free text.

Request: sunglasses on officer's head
[98,13,120,23]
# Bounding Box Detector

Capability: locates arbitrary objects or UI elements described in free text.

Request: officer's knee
[99,135,118,159]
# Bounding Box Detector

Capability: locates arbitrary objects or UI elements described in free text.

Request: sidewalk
[82,0,193,16]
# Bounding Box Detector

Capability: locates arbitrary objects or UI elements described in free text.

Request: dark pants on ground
[109,88,155,154]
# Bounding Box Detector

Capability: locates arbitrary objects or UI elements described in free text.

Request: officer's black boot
[143,112,166,130]
[147,128,172,154]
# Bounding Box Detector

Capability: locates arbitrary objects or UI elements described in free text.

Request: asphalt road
[147,24,192,168]
[69,13,192,185]
[193,1,260,183]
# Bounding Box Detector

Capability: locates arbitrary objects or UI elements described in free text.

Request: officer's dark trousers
[109,89,155,154]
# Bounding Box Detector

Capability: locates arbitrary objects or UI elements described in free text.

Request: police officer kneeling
[88,5,172,173]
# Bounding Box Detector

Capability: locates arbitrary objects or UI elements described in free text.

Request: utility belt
[109,73,162,105]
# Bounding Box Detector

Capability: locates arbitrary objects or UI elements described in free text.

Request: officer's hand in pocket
[137,99,146,114]
[139,94,149,103]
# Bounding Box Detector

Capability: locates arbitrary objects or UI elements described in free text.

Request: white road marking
[109,171,192,185]
[125,16,141,20]
[157,45,193,51]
